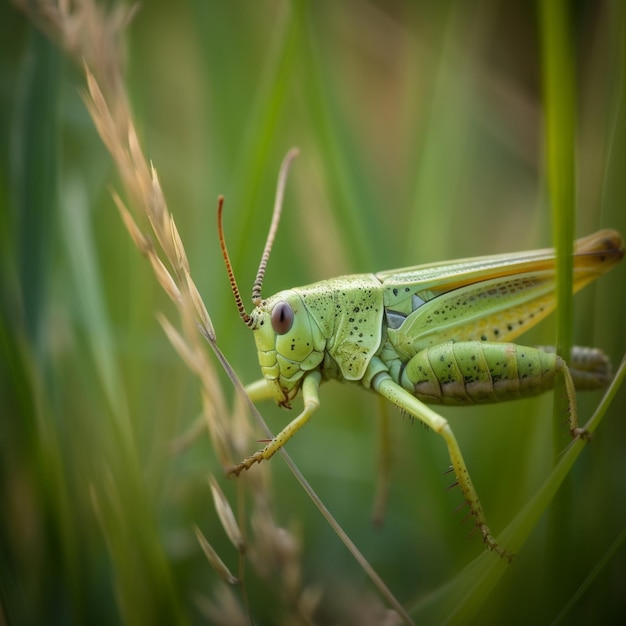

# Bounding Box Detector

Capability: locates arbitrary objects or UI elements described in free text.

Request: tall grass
[2,1,625,624]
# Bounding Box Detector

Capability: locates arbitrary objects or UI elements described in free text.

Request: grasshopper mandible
[219,150,624,559]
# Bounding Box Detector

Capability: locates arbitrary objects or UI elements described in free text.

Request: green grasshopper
[219,152,624,559]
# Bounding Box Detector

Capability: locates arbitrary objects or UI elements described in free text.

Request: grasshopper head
[248,290,324,407]
[218,149,322,407]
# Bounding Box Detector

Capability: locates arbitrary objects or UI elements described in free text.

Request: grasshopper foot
[476,523,514,563]
[226,452,265,477]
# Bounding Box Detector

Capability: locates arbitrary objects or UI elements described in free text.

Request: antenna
[251,148,299,304]
[217,148,299,326]
[217,195,253,326]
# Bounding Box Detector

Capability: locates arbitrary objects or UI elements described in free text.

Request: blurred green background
[1,1,625,624]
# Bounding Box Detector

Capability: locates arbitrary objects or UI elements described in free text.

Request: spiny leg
[372,372,512,561]
[553,354,584,439]
[227,372,322,476]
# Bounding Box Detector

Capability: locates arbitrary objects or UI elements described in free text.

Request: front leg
[227,371,322,476]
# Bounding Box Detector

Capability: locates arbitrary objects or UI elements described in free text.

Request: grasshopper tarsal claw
[226,451,268,477]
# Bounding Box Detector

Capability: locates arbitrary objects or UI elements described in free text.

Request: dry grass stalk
[193,526,238,586]
[209,476,245,553]
[195,584,249,626]
[16,0,318,622]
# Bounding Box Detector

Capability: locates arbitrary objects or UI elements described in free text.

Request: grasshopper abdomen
[402,341,563,405]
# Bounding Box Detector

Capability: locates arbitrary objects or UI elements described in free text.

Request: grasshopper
[219,151,624,559]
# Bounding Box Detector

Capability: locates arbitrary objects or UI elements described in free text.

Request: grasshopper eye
[271,301,294,335]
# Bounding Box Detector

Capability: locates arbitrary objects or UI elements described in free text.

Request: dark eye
[271,301,294,335]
